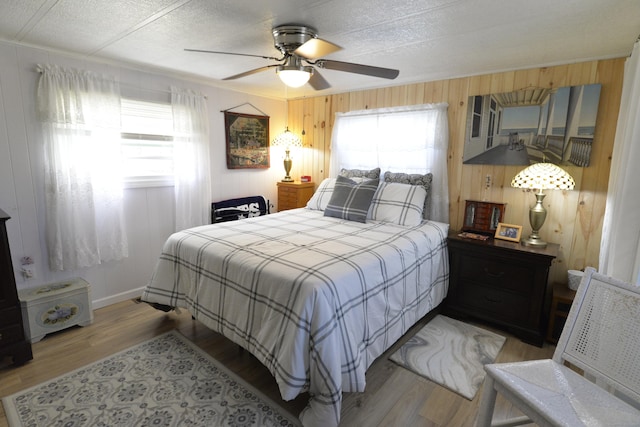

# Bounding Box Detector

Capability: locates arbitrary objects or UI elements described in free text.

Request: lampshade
[511,163,575,248]
[271,127,303,149]
[511,162,575,191]
[276,65,313,88]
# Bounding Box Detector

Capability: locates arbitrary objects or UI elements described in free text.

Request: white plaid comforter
[142,208,449,427]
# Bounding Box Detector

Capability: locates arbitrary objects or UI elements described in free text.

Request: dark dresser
[445,232,558,347]
[0,209,32,365]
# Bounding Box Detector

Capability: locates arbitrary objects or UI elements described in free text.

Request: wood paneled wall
[286,58,625,284]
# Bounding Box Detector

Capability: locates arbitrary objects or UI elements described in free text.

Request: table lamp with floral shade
[511,162,575,248]
[271,127,303,182]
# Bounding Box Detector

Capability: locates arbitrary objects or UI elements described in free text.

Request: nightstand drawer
[277,182,315,211]
[1,306,21,323]
[455,281,529,324]
[279,186,297,195]
[0,308,23,345]
[279,193,298,202]
[459,254,534,293]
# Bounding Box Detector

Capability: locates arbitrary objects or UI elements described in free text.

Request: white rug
[2,331,300,427]
[390,315,506,400]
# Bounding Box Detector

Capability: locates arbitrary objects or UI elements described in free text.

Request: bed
[141,173,449,427]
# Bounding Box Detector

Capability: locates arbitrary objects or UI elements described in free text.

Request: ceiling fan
[185,25,400,90]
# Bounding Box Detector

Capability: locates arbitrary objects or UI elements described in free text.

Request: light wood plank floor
[0,298,553,426]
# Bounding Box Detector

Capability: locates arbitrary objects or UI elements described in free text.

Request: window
[120,98,174,187]
[330,103,450,223]
[487,98,497,149]
[471,95,483,138]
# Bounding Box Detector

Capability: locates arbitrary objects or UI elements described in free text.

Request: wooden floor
[0,298,553,426]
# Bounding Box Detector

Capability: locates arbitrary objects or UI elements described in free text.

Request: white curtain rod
[35,65,207,99]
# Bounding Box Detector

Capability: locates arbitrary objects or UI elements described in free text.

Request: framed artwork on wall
[462,84,601,166]
[224,112,270,169]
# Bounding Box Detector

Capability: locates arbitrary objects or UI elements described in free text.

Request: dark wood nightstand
[0,209,32,365]
[546,282,576,343]
[445,232,559,347]
[277,181,315,211]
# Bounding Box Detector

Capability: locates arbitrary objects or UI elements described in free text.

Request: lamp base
[282,151,294,183]
[522,191,548,248]
[521,236,547,248]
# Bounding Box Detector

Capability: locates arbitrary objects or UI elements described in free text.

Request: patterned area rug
[390,315,506,400]
[2,331,301,427]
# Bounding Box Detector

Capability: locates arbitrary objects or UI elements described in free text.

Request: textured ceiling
[1,0,638,99]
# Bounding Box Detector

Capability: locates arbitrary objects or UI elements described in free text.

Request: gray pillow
[324,175,379,223]
[383,171,433,219]
[339,167,381,179]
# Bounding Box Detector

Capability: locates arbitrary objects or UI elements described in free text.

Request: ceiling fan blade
[294,38,342,59]
[223,64,280,80]
[317,59,399,79]
[308,70,331,90]
[185,48,282,61]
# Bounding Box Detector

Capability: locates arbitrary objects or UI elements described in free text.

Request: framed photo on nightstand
[494,223,522,242]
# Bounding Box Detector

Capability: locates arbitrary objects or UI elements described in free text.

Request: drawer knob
[484,267,505,278]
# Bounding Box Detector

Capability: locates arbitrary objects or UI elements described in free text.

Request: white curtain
[171,87,212,231]
[599,39,640,284]
[37,65,127,271]
[330,103,450,223]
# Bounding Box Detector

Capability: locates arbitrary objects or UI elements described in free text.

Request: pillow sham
[339,167,381,179]
[384,171,433,219]
[324,175,379,223]
[306,178,336,211]
[368,182,427,226]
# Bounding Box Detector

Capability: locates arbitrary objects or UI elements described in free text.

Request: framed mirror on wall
[463,84,601,166]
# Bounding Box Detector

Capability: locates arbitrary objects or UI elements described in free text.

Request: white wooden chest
[18,278,93,343]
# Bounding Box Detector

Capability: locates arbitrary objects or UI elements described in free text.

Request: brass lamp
[511,163,575,248]
[271,127,303,182]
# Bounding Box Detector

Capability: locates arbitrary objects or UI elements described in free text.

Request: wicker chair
[476,267,640,427]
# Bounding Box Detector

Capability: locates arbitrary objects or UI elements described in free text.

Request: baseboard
[92,286,146,309]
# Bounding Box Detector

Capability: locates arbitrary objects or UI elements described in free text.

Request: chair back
[553,266,640,409]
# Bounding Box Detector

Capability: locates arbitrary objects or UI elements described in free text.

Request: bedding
[339,166,381,179]
[142,208,449,427]
[384,171,433,219]
[323,175,379,223]
[306,177,338,211]
[369,181,427,226]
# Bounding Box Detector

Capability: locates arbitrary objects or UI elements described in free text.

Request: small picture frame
[494,223,522,242]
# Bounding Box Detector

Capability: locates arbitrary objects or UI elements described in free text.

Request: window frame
[120,98,175,188]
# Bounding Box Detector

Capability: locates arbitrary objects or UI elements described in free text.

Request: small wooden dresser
[277,181,315,211]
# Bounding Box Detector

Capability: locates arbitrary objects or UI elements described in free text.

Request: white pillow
[306,178,337,211]
[368,182,427,226]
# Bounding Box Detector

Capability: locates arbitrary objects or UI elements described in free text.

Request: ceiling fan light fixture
[277,65,313,88]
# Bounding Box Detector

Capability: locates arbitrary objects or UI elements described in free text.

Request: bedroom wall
[0,41,286,308]
[286,58,626,284]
